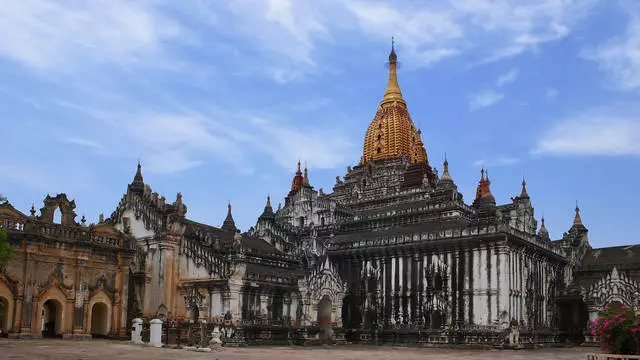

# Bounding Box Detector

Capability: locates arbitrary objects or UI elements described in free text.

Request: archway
[317,295,332,338]
[0,297,8,336]
[41,299,62,338]
[90,302,109,337]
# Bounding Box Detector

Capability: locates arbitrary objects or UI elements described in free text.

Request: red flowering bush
[589,305,640,355]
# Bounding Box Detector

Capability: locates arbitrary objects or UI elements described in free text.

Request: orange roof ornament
[290,161,304,191]
[520,177,529,198]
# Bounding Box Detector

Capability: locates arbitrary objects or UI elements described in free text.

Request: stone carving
[209,326,223,350]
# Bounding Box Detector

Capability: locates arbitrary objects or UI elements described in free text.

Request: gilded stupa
[360,38,429,165]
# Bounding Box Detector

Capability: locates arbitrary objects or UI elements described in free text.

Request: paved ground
[0,339,596,360]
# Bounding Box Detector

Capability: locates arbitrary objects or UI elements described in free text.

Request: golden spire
[573,201,583,225]
[380,37,406,108]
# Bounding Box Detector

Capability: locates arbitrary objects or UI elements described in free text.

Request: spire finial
[381,37,404,106]
[303,161,310,185]
[521,177,528,197]
[266,195,271,208]
[30,204,36,217]
[573,201,583,225]
[131,160,144,188]
[440,153,452,182]
[228,201,231,214]
[481,168,485,180]
[539,215,548,235]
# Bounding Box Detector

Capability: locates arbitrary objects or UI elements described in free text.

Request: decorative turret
[520,178,529,198]
[303,162,310,186]
[538,216,549,240]
[360,39,429,165]
[221,201,237,232]
[290,161,304,192]
[173,192,187,217]
[439,154,452,182]
[129,161,145,193]
[573,202,583,226]
[563,201,590,257]
[474,169,496,208]
[259,195,275,221]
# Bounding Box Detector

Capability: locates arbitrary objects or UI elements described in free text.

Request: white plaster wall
[112,209,156,239]
[178,253,215,279]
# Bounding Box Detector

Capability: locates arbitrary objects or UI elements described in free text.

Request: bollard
[149,318,163,347]
[131,318,143,345]
[200,320,207,348]
[177,320,181,347]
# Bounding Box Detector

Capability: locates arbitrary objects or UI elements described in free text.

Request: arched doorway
[41,299,62,338]
[90,302,109,337]
[0,297,8,336]
[317,295,332,338]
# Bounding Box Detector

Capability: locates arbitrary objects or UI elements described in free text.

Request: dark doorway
[41,300,61,338]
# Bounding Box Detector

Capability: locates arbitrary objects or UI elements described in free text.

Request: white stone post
[131,318,143,345]
[149,318,163,348]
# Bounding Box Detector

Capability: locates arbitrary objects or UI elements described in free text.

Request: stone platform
[0,338,594,360]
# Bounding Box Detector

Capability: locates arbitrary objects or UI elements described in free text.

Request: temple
[0,42,638,346]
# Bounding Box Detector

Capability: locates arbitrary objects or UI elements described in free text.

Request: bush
[589,304,640,355]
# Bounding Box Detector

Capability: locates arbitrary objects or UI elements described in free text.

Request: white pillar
[149,318,163,348]
[391,256,396,324]
[131,318,143,345]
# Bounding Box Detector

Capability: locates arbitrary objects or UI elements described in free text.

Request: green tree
[0,194,13,268]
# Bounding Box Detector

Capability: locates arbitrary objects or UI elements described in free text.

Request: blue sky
[0,0,638,248]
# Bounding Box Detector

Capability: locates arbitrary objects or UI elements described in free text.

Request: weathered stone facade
[0,194,135,338]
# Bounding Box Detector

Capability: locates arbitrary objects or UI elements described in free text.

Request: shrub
[589,304,640,355]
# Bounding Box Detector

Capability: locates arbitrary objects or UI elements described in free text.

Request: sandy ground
[0,338,596,360]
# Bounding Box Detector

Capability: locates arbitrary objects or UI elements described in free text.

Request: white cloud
[62,137,103,149]
[545,88,559,98]
[534,106,640,156]
[0,0,599,82]
[472,157,520,167]
[496,68,518,87]
[581,12,640,91]
[0,0,185,72]
[469,90,504,110]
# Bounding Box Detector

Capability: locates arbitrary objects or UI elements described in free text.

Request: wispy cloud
[533,105,640,156]
[581,10,640,91]
[545,88,559,98]
[0,0,599,83]
[245,116,356,170]
[469,90,504,110]
[0,1,186,73]
[61,137,103,149]
[472,157,520,167]
[496,68,518,87]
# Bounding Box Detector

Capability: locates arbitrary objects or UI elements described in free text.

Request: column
[398,256,404,323]
[498,244,509,326]
[391,255,396,325]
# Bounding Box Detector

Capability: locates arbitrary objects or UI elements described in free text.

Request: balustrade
[0,215,124,248]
